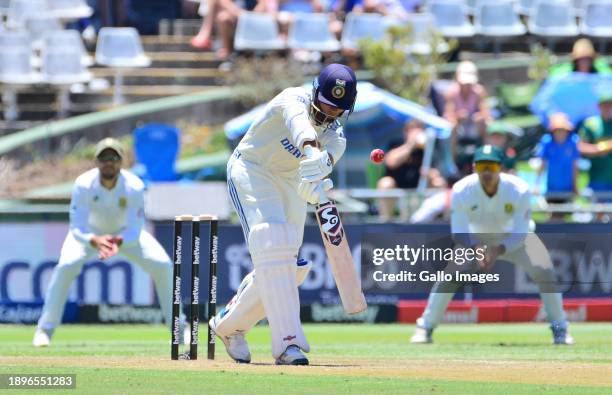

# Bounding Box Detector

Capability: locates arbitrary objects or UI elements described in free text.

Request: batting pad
[249,223,310,358]
[214,260,312,338]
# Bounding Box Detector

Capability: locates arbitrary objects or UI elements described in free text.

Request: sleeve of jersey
[280,91,317,148]
[500,190,530,252]
[321,127,347,164]
[450,189,472,246]
[119,188,145,246]
[69,183,94,244]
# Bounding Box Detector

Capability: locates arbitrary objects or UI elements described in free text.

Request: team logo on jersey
[316,202,344,246]
[504,203,514,214]
[331,79,346,99]
[119,197,127,208]
[93,195,99,202]
[470,205,478,211]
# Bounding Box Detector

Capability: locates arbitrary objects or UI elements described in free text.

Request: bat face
[315,200,367,314]
[316,202,344,246]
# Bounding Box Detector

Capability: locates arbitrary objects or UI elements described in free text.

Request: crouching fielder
[209,64,358,365]
[33,138,174,347]
[410,145,573,345]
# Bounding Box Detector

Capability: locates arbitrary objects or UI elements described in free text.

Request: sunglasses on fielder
[97,153,121,162]
[474,161,501,173]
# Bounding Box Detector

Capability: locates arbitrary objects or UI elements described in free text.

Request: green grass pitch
[1,323,611,394]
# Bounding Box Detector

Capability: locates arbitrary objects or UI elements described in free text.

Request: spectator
[444,61,493,174]
[536,113,580,203]
[354,0,409,18]
[190,0,259,59]
[549,38,611,78]
[484,122,518,173]
[377,120,446,221]
[578,92,612,197]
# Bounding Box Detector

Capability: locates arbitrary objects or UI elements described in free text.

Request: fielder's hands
[477,244,505,271]
[300,145,333,182]
[90,235,121,260]
[298,179,333,205]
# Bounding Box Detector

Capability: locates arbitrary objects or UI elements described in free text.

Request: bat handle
[319,178,333,204]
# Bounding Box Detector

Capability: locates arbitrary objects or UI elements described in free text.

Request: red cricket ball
[370,148,385,164]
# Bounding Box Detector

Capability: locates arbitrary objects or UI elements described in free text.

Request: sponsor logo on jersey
[119,197,127,208]
[280,137,305,159]
[283,335,296,342]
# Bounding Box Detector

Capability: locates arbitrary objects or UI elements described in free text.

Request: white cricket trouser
[225,153,309,358]
[418,234,567,329]
[37,230,173,331]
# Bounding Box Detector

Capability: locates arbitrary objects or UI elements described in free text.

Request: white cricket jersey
[69,168,145,246]
[451,173,530,252]
[236,87,347,178]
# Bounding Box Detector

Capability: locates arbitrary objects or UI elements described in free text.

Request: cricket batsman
[410,145,573,345]
[33,138,175,347]
[209,64,358,365]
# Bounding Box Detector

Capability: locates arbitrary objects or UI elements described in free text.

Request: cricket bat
[303,145,367,314]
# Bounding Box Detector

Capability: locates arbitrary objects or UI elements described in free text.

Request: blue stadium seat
[341,12,387,51]
[426,0,475,38]
[580,0,612,38]
[6,0,49,29]
[288,13,340,52]
[25,15,62,50]
[474,0,526,37]
[133,123,181,182]
[48,0,93,21]
[528,0,578,38]
[43,47,91,85]
[234,12,285,51]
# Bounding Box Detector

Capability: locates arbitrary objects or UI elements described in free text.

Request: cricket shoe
[410,326,433,344]
[275,345,309,366]
[208,316,251,363]
[32,327,53,347]
[551,323,574,345]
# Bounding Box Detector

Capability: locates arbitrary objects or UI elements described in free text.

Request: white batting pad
[214,260,312,337]
[248,223,309,358]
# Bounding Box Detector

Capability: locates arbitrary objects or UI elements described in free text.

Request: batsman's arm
[69,183,95,244]
[279,90,317,149]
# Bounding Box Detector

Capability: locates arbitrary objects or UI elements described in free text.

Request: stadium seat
[0,45,42,121]
[474,0,526,54]
[474,1,526,37]
[341,13,387,51]
[95,27,150,105]
[43,48,91,85]
[580,0,612,38]
[0,46,41,84]
[528,0,578,38]
[48,0,93,21]
[0,30,30,48]
[517,0,535,15]
[95,27,151,68]
[6,0,50,30]
[133,123,180,182]
[426,0,475,38]
[25,15,62,50]
[234,12,285,51]
[45,29,93,66]
[43,47,91,118]
[287,13,340,52]
[404,13,449,55]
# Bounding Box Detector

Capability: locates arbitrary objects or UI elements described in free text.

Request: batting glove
[300,146,333,182]
[298,179,333,205]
